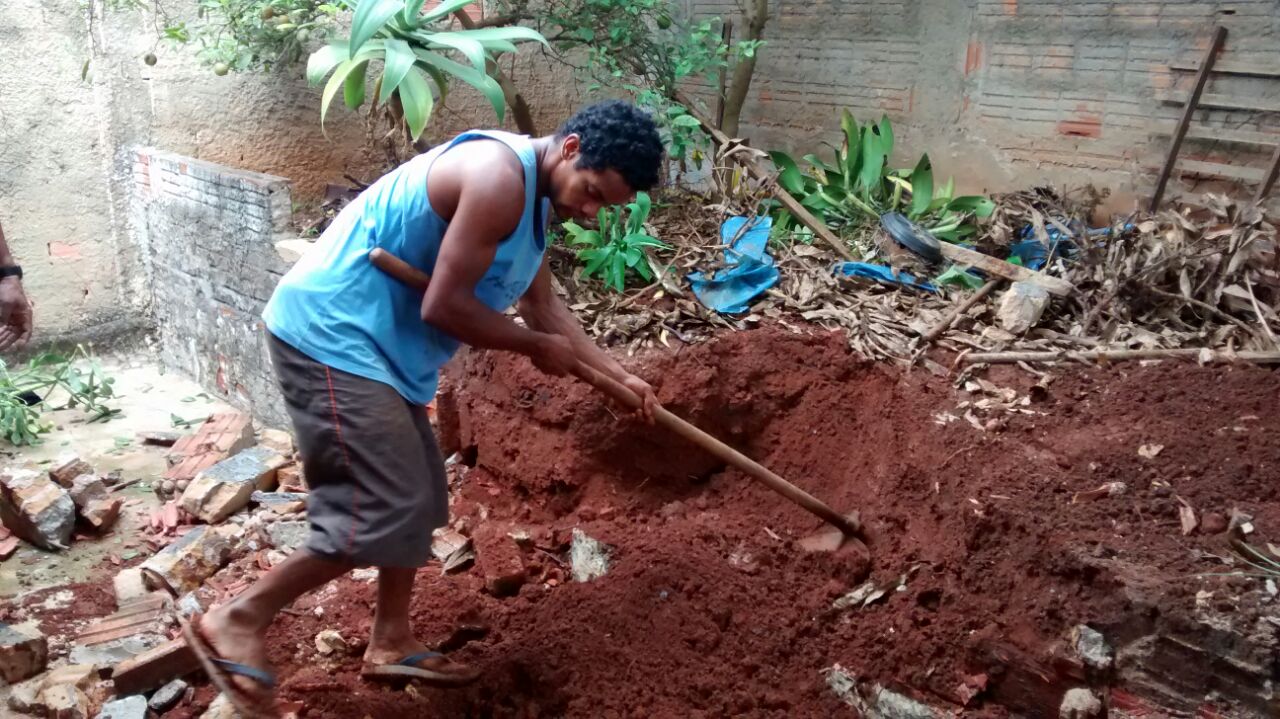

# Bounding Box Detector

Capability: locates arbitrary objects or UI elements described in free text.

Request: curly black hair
[558,100,663,191]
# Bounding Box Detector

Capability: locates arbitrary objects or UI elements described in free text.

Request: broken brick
[276,463,305,490]
[111,638,199,695]
[138,525,237,595]
[0,622,48,683]
[179,447,288,523]
[0,535,19,561]
[49,456,93,488]
[0,468,75,550]
[69,593,171,666]
[472,525,527,597]
[81,497,123,533]
[164,413,254,483]
[67,474,106,508]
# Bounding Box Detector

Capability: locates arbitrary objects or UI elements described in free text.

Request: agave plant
[563,192,669,292]
[307,0,547,140]
[766,110,995,244]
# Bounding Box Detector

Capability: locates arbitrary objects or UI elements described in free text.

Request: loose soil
[20,328,1280,717]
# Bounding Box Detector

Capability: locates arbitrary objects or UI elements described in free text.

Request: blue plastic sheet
[833,262,938,292]
[1009,221,1134,270]
[688,216,779,314]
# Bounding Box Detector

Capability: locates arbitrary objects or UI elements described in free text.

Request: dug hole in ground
[224,330,1280,716]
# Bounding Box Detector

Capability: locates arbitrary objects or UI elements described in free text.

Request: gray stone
[179,447,289,523]
[569,529,612,583]
[0,468,76,550]
[0,622,48,683]
[826,664,951,718]
[1059,688,1102,718]
[250,491,307,509]
[97,695,149,719]
[265,521,310,553]
[996,280,1051,334]
[1074,625,1113,671]
[148,679,188,712]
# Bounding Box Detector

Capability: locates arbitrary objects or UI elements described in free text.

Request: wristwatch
[0,266,22,279]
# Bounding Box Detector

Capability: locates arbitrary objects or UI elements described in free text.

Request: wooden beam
[1255,143,1280,204]
[111,638,199,695]
[937,243,1074,296]
[1151,26,1228,212]
[1156,92,1280,114]
[1168,60,1280,78]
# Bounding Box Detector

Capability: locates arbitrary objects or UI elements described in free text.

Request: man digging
[182,100,664,717]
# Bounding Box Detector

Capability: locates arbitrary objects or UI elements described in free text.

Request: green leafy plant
[563,192,669,292]
[307,0,548,141]
[766,110,995,245]
[0,347,119,446]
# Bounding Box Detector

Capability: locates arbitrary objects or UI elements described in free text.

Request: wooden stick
[715,20,733,130]
[919,279,1001,344]
[1254,141,1280,205]
[367,248,862,537]
[962,348,1280,365]
[675,91,858,262]
[1151,26,1228,212]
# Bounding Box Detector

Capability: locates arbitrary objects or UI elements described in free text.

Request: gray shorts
[268,333,448,568]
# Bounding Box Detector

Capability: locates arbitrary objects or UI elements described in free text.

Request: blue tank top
[263,130,548,404]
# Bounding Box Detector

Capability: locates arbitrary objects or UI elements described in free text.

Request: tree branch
[453,10,538,135]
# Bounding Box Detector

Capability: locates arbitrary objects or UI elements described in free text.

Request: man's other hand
[0,277,32,351]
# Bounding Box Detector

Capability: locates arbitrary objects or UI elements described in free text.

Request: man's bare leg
[199,549,353,699]
[363,567,476,676]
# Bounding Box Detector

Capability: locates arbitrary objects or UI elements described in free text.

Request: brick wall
[689,0,1280,205]
[131,150,291,429]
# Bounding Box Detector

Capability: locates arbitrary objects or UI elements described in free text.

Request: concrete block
[50,457,93,488]
[68,475,107,509]
[148,679,188,712]
[996,280,1051,334]
[257,428,295,456]
[179,447,288,523]
[0,622,48,683]
[0,469,75,550]
[97,695,149,719]
[570,528,612,583]
[138,525,235,595]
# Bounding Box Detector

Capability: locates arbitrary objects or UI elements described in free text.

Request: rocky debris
[138,431,181,447]
[264,521,309,553]
[431,528,474,573]
[97,695,148,719]
[0,469,76,550]
[256,428,295,457]
[276,464,305,490]
[1073,625,1113,671]
[111,639,198,695]
[314,629,348,656]
[825,664,952,718]
[49,457,93,488]
[1059,687,1103,718]
[473,525,527,597]
[996,280,1050,335]
[13,663,105,719]
[250,492,306,516]
[1201,511,1228,534]
[67,475,106,508]
[147,678,188,712]
[138,525,238,595]
[113,568,149,605]
[199,694,237,719]
[0,622,48,683]
[0,528,19,560]
[179,447,288,523]
[165,413,254,485]
[570,528,612,583]
[83,498,123,533]
[175,592,204,618]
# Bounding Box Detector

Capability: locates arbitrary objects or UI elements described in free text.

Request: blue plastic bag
[688,216,780,314]
[834,262,938,293]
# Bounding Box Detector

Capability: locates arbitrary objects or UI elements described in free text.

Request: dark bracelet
[0,266,22,279]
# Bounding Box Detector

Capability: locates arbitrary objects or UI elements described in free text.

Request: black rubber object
[879,212,943,265]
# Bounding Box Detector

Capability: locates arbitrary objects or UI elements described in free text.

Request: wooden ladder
[1150,26,1280,211]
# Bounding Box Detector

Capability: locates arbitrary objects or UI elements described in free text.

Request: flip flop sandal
[880,212,944,265]
[361,651,482,687]
[180,615,280,719]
